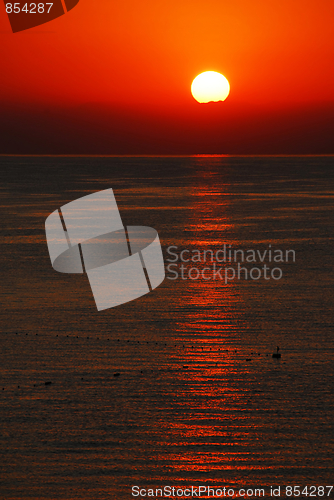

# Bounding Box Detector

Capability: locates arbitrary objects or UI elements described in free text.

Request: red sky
[1,0,333,153]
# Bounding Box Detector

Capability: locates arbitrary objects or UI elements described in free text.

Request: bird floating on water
[272,346,281,359]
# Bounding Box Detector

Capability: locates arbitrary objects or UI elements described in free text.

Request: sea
[0,156,333,500]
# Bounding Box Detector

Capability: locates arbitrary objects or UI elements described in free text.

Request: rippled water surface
[0,156,333,499]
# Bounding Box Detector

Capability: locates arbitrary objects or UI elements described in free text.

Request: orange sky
[1,0,333,153]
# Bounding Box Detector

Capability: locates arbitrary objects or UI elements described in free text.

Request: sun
[191,71,230,103]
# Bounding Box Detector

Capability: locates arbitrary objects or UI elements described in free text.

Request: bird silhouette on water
[272,346,281,359]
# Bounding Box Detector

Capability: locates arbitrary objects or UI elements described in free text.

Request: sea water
[0,156,333,499]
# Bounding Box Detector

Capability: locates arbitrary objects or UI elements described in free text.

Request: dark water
[0,156,333,499]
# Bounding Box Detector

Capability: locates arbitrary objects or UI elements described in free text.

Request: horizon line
[1,154,334,158]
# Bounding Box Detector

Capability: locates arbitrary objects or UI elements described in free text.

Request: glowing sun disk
[191,71,230,103]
